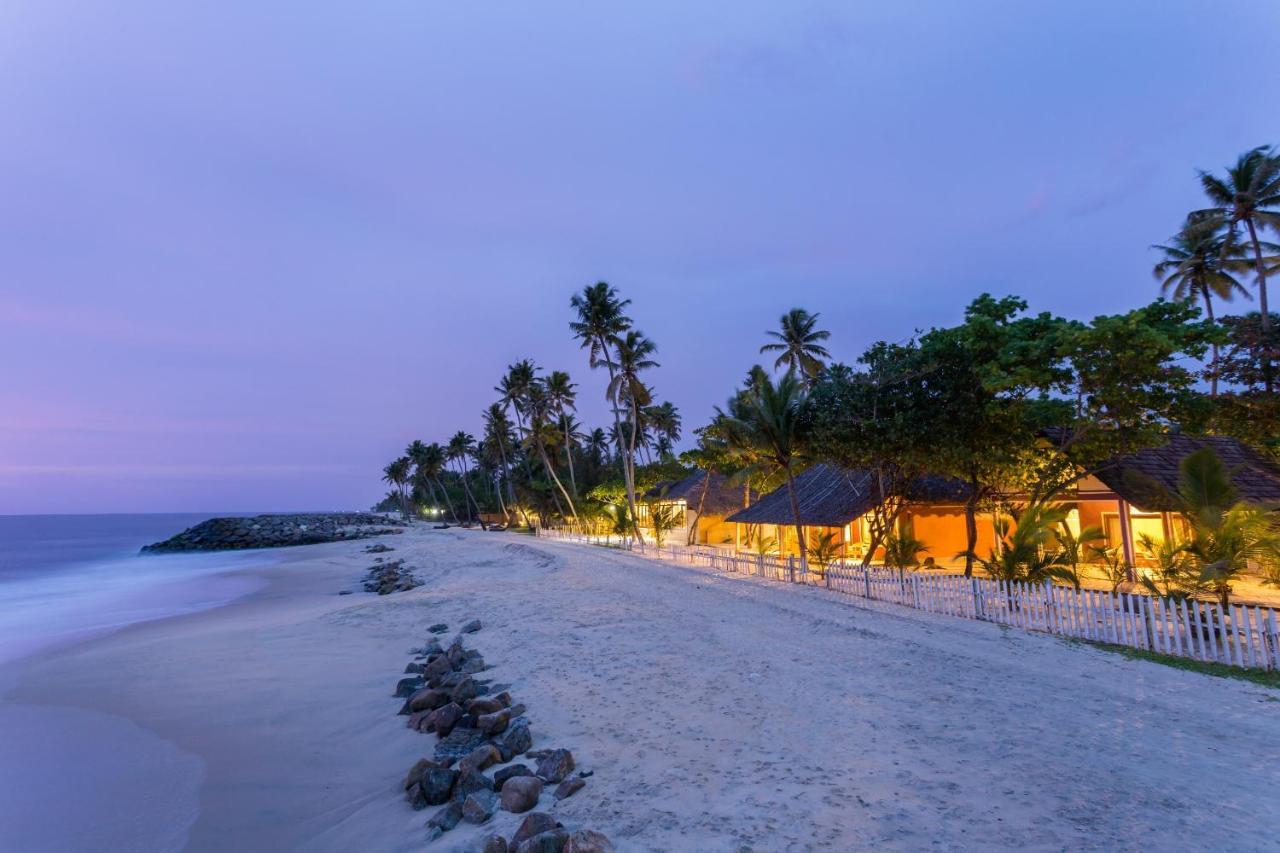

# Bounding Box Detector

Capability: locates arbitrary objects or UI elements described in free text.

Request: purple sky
[2,2,1277,514]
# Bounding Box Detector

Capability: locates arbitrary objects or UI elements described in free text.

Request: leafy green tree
[1203,313,1280,459]
[760,308,831,383]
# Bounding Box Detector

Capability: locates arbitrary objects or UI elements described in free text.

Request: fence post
[1267,610,1280,671]
[863,567,872,599]
[787,556,796,584]
[971,577,985,621]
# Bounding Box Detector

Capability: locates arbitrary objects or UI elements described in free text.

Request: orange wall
[905,507,996,568]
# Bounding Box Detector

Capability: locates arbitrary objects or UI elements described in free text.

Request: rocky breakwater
[395,621,612,851]
[141,513,404,553]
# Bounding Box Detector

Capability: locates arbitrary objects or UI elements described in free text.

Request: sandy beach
[3,526,1279,852]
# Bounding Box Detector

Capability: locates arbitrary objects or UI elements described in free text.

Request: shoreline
[3,527,1279,851]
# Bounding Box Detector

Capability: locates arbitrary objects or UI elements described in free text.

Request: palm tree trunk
[561,414,578,497]
[626,396,646,543]
[1200,286,1220,397]
[688,472,711,546]
[1246,218,1273,392]
[600,336,642,543]
[435,476,460,523]
[537,441,577,520]
[494,431,530,527]
[785,466,808,569]
[456,459,487,529]
[963,476,979,578]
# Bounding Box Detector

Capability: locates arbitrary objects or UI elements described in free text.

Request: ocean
[0,513,275,666]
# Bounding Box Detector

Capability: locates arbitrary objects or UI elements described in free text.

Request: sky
[2,1,1277,514]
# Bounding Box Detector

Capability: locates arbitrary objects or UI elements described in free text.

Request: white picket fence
[536,527,1280,672]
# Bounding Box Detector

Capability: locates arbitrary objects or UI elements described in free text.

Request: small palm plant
[1054,522,1105,590]
[601,502,632,545]
[1136,533,1203,603]
[808,531,843,577]
[1086,544,1131,593]
[882,530,929,580]
[649,503,680,548]
[964,504,1076,586]
[752,533,779,557]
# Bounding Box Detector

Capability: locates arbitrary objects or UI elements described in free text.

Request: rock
[451,769,494,803]
[477,709,511,736]
[415,767,458,806]
[535,749,575,783]
[426,800,463,832]
[494,691,514,707]
[404,662,426,675]
[429,702,465,736]
[395,677,423,697]
[424,654,454,680]
[337,590,353,595]
[460,656,488,675]
[408,688,451,713]
[364,543,394,553]
[497,718,532,762]
[515,830,570,853]
[407,710,432,731]
[563,830,615,853]
[458,744,501,774]
[506,703,527,719]
[499,775,543,813]
[140,513,403,554]
[462,789,499,824]
[428,623,449,634]
[468,697,505,716]
[460,619,483,634]
[511,813,561,847]
[482,834,508,853]
[404,758,446,790]
[435,727,488,763]
[493,763,532,790]
[554,778,585,800]
[450,677,478,704]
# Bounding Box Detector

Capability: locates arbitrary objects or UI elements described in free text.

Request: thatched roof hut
[726,463,970,527]
[644,469,750,516]
[1092,434,1280,511]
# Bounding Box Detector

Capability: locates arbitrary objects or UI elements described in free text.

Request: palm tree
[760,308,831,383]
[644,401,681,459]
[570,282,640,534]
[406,440,443,516]
[1152,220,1250,396]
[482,403,522,524]
[1193,146,1280,388]
[544,370,579,497]
[610,330,659,537]
[524,381,579,522]
[1167,447,1280,609]
[964,504,1076,586]
[446,432,486,527]
[381,457,412,519]
[718,370,810,567]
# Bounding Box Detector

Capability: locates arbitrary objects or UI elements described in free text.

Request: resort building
[640,469,754,546]
[729,434,1280,571]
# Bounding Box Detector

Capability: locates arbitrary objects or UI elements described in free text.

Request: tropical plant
[752,533,778,557]
[1168,447,1280,608]
[1136,533,1203,603]
[760,308,831,383]
[964,504,1076,585]
[544,370,579,496]
[523,382,578,521]
[1192,146,1280,389]
[882,530,929,578]
[808,530,842,575]
[381,457,412,518]
[446,431,486,527]
[609,329,659,536]
[1052,522,1106,589]
[717,370,811,565]
[1086,544,1130,593]
[1152,219,1250,396]
[649,502,681,548]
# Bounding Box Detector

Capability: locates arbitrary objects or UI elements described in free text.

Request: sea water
[0,513,274,666]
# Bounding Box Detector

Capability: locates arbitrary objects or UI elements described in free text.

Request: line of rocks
[141,513,404,553]
[362,558,422,595]
[395,621,612,852]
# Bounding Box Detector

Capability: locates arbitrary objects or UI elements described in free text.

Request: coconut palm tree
[1152,220,1250,396]
[381,457,412,518]
[760,308,832,383]
[524,381,579,522]
[644,401,681,459]
[1192,146,1280,388]
[609,330,659,536]
[446,432,486,527]
[482,403,524,525]
[544,370,579,496]
[570,282,640,533]
[717,370,810,567]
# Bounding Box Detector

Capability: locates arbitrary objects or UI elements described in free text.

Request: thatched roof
[644,470,750,517]
[1094,434,1280,511]
[725,464,971,527]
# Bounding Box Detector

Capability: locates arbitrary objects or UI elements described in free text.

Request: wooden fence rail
[535,527,1280,671]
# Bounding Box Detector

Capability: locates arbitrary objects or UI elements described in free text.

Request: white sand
[3,527,1278,852]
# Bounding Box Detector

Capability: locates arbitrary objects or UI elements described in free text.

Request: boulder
[403,758,446,791]
[493,763,532,790]
[554,778,585,800]
[535,749,575,783]
[499,775,543,814]
[460,619,483,634]
[497,719,532,762]
[408,688,451,713]
[462,788,499,824]
[426,800,463,833]
[515,830,570,853]
[494,691,514,707]
[415,767,458,806]
[404,662,426,675]
[563,830,615,853]
[451,768,495,803]
[424,654,454,680]
[428,623,449,633]
[435,727,488,763]
[394,677,423,697]
[481,835,509,853]
[477,710,511,736]
[467,697,505,716]
[511,813,561,847]
[429,702,465,737]
[458,744,501,775]
[450,677,478,704]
